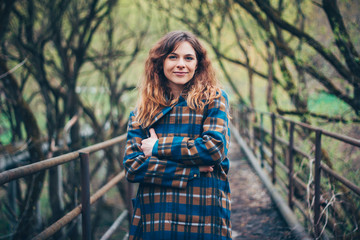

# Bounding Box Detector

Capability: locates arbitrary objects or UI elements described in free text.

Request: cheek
[189,67,196,78]
[164,61,174,71]
[192,61,198,70]
[191,64,197,72]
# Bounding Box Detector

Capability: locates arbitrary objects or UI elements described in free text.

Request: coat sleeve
[152,91,230,166]
[123,112,200,189]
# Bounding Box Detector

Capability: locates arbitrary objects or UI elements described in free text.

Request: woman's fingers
[199,166,214,172]
[149,128,158,139]
[141,129,158,157]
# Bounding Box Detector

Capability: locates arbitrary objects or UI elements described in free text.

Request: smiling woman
[163,41,198,97]
[123,31,232,240]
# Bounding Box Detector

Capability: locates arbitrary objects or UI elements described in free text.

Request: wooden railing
[232,104,360,239]
[0,134,130,240]
[1,105,359,239]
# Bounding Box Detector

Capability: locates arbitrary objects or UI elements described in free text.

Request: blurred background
[0,0,359,239]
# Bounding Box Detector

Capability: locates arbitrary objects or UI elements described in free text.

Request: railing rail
[33,171,126,240]
[0,133,128,240]
[0,134,126,185]
[232,104,360,239]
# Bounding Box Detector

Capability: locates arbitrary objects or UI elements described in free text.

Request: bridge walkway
[228,136,297,240]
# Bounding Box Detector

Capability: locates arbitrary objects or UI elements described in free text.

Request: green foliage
[308,91,351,115]
[0,115,12,145]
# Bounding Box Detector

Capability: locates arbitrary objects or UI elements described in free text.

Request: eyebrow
[169,52,196,57]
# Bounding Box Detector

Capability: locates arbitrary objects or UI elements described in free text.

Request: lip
[174,72,188,76]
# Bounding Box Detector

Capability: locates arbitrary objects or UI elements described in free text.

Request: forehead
[172,41,196,55]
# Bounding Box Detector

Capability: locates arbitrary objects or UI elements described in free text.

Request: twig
[316,192,341,239]
[0,58,28,80]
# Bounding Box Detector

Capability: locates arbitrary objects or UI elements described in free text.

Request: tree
[0,0,149,238]
[248,0,360,115]
[154,0,359,123]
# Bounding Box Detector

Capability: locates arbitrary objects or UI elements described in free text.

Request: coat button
[194,174,198,178]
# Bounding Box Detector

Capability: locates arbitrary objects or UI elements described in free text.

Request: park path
[227,137,297,240]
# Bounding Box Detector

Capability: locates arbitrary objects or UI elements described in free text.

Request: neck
[168,84,184,98]
[172,90,182,98]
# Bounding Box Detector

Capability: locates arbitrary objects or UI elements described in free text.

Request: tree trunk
[0,58,45,239]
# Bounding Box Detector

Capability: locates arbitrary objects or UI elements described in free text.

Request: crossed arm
[141,128,214,173]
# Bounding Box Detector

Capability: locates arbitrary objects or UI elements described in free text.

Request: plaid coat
[123,90,232,240]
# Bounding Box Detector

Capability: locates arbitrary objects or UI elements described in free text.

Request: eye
[168,55,177,60]
[186,56,194,61]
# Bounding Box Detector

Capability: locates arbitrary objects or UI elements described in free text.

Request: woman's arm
[152,91,230,166]
[123,112,200,189]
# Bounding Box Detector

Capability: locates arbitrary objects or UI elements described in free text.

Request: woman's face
[163,41,198,96]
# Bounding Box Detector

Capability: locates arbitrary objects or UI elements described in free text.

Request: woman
[123,30,231,240]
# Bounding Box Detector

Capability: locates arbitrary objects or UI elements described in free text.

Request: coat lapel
[148,96,186,128]
[148,105,174,127]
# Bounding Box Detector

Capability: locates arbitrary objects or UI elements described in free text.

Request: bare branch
[0,58,27,80]
[252,0,359,87]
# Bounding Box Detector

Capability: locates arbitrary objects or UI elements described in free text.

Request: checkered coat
[123,90,231,240]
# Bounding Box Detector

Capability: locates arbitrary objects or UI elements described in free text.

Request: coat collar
[148,96,186,128]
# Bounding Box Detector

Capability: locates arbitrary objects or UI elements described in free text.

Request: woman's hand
[141,128,158,157]
[199,166,214,173]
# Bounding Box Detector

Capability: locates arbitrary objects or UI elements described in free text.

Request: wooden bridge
[0,106,359,239]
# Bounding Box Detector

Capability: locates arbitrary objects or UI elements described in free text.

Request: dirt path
[227,138,297,240]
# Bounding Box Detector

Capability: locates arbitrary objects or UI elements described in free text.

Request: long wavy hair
[135,30,221,128]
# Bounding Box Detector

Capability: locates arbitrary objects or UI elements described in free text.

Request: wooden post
[80,152,91,240]
[260,113,264,168]
[314,130,322,238]
[271,113,276,184]
[288,122,294,209]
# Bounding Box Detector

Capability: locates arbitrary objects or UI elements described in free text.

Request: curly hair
[135,30,221,128]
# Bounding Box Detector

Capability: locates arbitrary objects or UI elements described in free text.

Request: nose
[176,58,185,68]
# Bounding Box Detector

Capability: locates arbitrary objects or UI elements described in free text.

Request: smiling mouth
[174,72,188,75]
